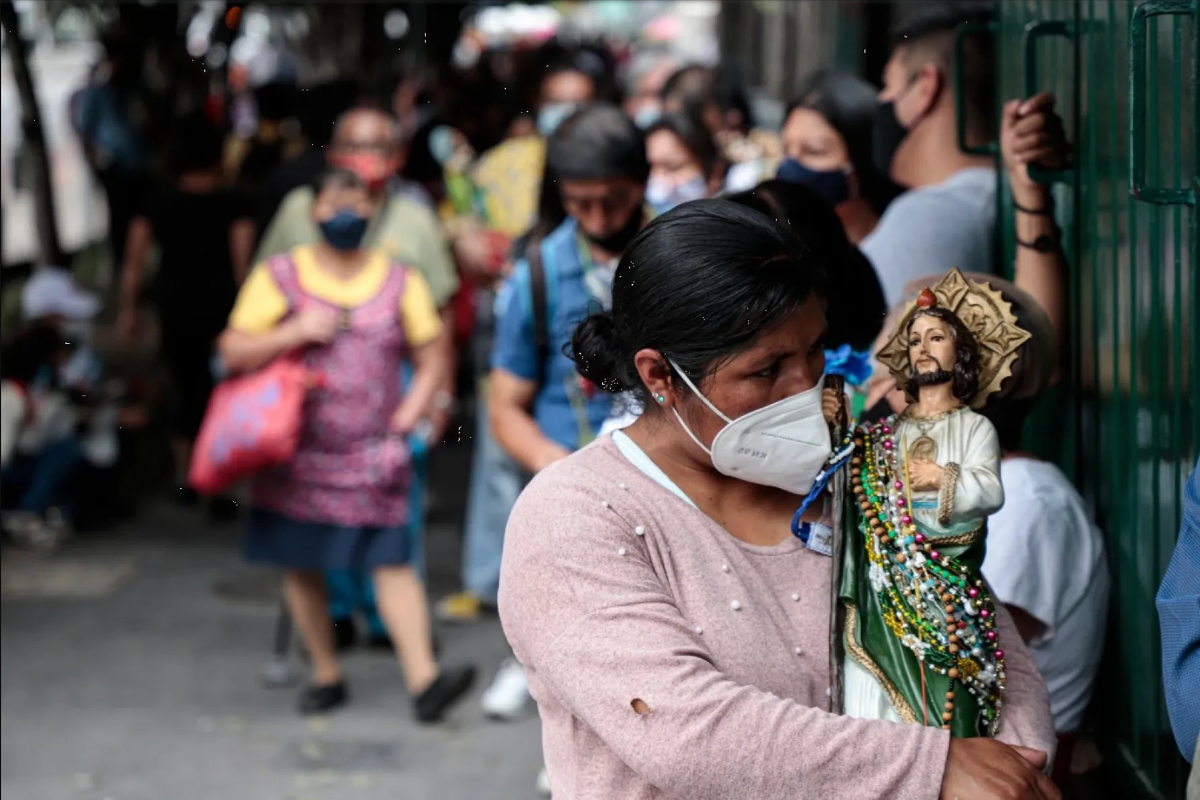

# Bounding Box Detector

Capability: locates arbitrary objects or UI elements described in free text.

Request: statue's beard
[913,367,954,387]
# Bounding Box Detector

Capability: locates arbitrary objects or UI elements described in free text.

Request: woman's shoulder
[501,438,677,629]
[382,256,433,292]
[507,439,655,550]
[515,440,624,512]
[385,191,439,227]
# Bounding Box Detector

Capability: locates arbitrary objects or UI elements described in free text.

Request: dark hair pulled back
[571,200,826,408]
[727,179,886,351]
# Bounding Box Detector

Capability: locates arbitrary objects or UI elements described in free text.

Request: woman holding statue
[498,202,1057,799]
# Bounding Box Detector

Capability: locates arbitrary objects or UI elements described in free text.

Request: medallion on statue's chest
[909,434,938,463]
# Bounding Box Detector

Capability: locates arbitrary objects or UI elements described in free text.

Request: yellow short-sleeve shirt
[227,246,442,347]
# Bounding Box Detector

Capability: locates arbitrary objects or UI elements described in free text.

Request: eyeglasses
[332,140,393,155]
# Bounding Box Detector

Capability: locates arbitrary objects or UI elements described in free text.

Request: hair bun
[571,312,631,395]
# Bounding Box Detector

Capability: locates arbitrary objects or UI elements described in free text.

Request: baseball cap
[21,267,101,322]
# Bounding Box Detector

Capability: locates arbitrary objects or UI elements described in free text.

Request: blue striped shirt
[1157,458,1200,763]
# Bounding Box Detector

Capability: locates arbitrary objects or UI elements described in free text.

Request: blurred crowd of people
[2,2,1196,798]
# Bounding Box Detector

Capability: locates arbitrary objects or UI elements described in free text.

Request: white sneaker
[3,509,69,554]
[480,658,531,720]
[535,766,551,796]
[0,511,38,537]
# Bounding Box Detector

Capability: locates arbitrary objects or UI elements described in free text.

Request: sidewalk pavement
[0,445,545,800]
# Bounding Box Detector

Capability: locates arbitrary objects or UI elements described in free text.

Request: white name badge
[806,521,834,557]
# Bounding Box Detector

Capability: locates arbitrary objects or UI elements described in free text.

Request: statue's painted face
[907,314,956,379]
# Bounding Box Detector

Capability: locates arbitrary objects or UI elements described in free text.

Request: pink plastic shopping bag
[189,358,320,495]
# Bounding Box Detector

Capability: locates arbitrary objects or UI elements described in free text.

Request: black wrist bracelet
[1013,198,1055,216]
[1016,233,1061,253]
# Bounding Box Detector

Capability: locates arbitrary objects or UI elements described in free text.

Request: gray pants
[460,391,525,605]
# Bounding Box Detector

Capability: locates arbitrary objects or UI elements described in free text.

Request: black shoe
[332,617,357,652]
[413,665,476,723]
[298,681,348,715]
[176,486,200,508]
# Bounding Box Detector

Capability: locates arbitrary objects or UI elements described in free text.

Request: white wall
[1,41,108,267]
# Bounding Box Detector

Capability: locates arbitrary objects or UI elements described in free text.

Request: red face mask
[329,152,398,191]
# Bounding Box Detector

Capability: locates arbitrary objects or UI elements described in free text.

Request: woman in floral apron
[218,169,475,720]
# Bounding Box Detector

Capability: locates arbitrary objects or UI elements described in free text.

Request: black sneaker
[413,665,476,723]
[298,681,348,715]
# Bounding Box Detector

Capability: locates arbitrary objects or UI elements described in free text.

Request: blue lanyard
[790,432,856,538]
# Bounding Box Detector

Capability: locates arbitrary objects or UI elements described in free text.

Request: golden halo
[876,268,1032,409]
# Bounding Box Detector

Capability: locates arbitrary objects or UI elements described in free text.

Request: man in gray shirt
[862,3,999,305]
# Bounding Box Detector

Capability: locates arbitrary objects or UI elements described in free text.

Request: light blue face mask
[633,104,662,130]
[645,175,708,212]
[537,102,579,137]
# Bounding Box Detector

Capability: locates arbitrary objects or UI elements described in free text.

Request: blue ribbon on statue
[791,434,856,538]
[824,345,874,388]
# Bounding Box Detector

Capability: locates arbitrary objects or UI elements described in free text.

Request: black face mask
[871,100,910,177]
[584,206,645,255]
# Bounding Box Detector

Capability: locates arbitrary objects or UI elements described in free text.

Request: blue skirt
[244,507,411,572]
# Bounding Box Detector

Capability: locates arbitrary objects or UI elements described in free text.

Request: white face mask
[645,175,708,211]
[668,359,830,495]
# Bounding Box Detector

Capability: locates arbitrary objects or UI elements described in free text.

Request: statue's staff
[902,436,931,727]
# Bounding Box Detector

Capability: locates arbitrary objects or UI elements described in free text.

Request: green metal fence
[734,1,1195,792]
[989,2,1197,797]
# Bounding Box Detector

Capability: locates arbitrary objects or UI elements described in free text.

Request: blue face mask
[633,104,663,130]
[537,102,579,137]
[319,210,369,252]
[776,158,853,207]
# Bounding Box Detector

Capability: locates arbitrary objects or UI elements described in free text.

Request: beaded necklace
[850,415,1006,734]
[790,427,856,534]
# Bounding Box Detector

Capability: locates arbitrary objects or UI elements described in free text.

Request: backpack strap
[526,235,551,389]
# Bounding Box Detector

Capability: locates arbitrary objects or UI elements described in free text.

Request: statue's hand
[822,387,842,426]
[909,459,944,490]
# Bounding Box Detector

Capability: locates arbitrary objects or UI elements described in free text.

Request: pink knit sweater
[499,436,1055,799]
